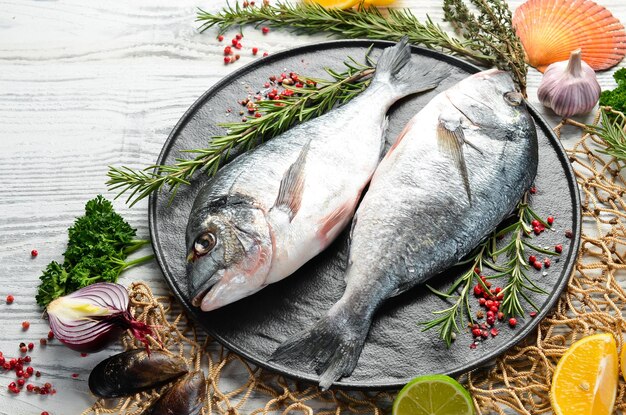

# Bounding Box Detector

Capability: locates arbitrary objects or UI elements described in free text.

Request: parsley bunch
[599,68,626,115]
[36,196,153,307]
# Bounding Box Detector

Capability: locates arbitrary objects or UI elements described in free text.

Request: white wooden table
[0,1,624,413]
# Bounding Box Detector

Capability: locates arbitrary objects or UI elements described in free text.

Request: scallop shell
[513,0,626,72]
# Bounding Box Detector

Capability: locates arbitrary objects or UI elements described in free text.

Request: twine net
[83,111,625,415]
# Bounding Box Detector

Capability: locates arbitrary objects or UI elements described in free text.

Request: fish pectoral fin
[317,201,354,245]
[272,140,311,221]
[437,116,472,203]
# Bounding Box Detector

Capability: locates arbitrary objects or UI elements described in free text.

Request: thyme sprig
[106,55,375,206]
[423,194,557,347]
[443,0,528,95]
[196,1,495,66]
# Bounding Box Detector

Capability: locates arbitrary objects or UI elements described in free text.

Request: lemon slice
[619,343,626,380]
[305,0,359,9]
[550,333,618,415]
[392,374,474,415]
[362,0,397,5]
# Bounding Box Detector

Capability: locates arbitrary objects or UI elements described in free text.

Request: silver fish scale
[347,70,538,307]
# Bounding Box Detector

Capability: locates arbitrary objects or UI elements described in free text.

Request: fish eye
[504,91,523,106]
[194,232,216,257]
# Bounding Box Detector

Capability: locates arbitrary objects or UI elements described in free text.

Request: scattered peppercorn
[6,295,14,304]
[47,331,54,340]
[543,258,551,268]
[39,338,47,346]
[529,186,537,194]
[261,26,270,34]
[547,216,554,225]
[263,52,269,57]
[31,249,38,257]
[71,373,79,378]
[28,343,34,350]
[21,321,30,330]
[508,317,517,327]
[555,244,563,253]
[530,311,537,318]
[224,56,231,64]
[217,35,224,42]
[252,47,258,55]
[565,229,573,238]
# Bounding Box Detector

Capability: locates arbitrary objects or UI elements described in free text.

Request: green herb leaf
[106,54,375,206]
[422,193,558,345]
[36,196,154,307]
[599,69,626,117]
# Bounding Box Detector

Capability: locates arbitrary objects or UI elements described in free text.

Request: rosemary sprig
[196,2,495,66]
[490,196,551,316]
[423,243,489,348]
[442,0,527,95]
[585,107,626,164]
[423,193,556,346]
[107,55,375,206]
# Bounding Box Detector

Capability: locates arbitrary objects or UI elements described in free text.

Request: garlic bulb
[537,49,601,118]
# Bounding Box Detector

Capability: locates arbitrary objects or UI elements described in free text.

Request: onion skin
[89,349,188,398]
[46,282,153,353]
[142,371,207,415]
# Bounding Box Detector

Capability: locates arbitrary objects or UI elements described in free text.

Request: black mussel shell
[143,371,207,415]
[89,349,188,398]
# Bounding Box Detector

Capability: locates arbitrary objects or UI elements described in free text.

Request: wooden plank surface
[0,0,624,413]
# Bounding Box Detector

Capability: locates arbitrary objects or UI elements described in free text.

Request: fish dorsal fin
[272,140,311,221]
[437,115,472,203]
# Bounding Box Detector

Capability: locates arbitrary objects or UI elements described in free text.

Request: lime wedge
[392,375,474,415]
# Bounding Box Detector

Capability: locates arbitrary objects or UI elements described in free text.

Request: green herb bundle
[423,195,557,346]
[36,196,153,307]
[197,0,527,92]
[599,68,626,116]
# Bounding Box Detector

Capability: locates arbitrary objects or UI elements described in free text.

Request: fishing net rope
[82,110,625,415]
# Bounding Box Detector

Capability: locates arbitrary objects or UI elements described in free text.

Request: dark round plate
[149,40,581,390]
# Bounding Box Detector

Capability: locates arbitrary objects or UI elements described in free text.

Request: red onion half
[46,283,153,353]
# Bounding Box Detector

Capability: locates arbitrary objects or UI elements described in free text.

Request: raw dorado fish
[271,69,539,389]
[186,39,447,312]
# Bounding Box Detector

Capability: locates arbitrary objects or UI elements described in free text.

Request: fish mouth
[190,282,214,307]
[188,264,224,308]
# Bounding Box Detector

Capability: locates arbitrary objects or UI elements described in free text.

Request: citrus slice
[620,340,626,382]
[550,333,618,415]
[305,0,359,9]
[392,374,474,415]
[362,0,397,6]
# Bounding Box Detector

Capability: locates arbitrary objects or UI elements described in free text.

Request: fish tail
[270,302,370,390]
[372,36,449,98]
